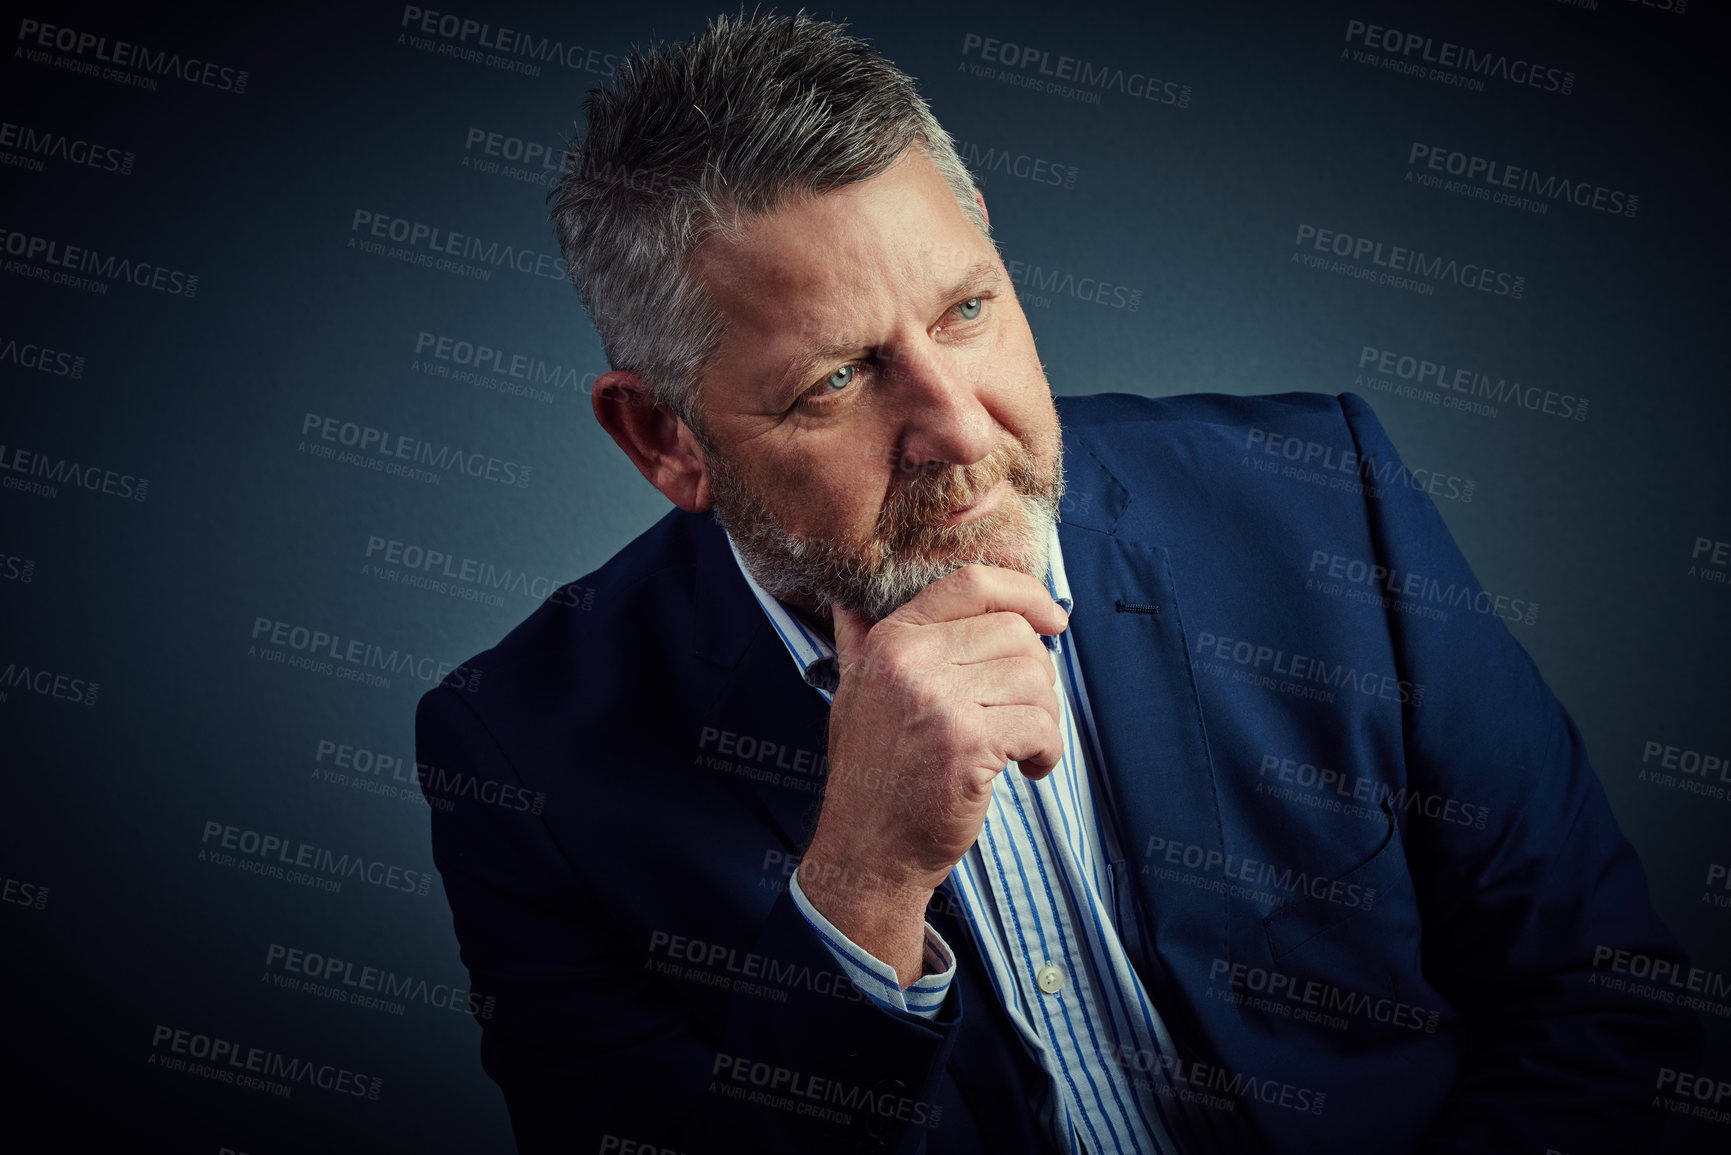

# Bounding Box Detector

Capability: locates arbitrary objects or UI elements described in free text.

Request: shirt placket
[1027,724,1187,1154]
[973,707,1159,1155]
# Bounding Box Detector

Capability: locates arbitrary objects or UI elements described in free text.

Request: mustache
[874,444,1042,545]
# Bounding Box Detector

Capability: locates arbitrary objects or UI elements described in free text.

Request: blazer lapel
[690,513,834,856]
[1057,434,1229,1067]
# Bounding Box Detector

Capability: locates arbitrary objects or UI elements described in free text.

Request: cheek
[984,315,1039,386]
[761,451,888,534]
[983,325,1053,432]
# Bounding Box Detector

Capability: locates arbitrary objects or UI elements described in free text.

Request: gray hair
[549,9,990,434]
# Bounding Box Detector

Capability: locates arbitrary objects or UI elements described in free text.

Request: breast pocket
[1261,796,1415,968]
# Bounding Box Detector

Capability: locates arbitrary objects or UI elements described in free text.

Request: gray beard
[706,441,1065,624]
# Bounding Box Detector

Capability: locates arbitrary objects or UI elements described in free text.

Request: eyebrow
[774,259,1004,396]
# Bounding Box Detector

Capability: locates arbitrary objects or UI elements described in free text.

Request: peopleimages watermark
[915,237,1141,312]
[1655,1068,1731,1127]
[1,227,198,297]
[960,32,1191,108]
[0,119,134,176]
[298,412,531,488]
[0,552,35,584]
[697,725,829,791]
[1292,224,1524,300]
[954,137,1079,189]
[413,330,584,399]
[1624,0,1687,15]
[148,1025,379,1101]
[1244,426,1476,505]
[1207,958,1441,1034]
[16,18,250,94]
[1103,1044,1327,1115]
[199,820,433,897]
[416,759,546,815]
[1690,536,1730,589]
[2,873,50,911]
[349,210,568,282]
[647,930,866,1007]
[1191,629,1424,707]
[1355,345,1587,422]
[1256,753,1489,830]
[1406,142,1636,219]
[1341,18,1574,96]
[263,942,494,1019]
[597,1138,685,1155]
[1637,739,1730,802]
[1592,946,1731,1000]
[1590,947,1731,1026]
[1704,863,1731,911]
[314,743,447,810]
[1143,835,1377,912]
[0,660,98,707]
[1306,550,1538,627]
[0,442,148,502]
[1006,256,1141,311]
[249,615,481,691]
[460,126,574,186]
[363,534,591,610]
[397,5,621,79]
[0,333,85,377]
[709,1052,943,1129]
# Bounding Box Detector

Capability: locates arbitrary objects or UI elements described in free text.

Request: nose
[883,340,997,471]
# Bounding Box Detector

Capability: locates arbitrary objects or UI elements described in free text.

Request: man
[416,12,1698,1154]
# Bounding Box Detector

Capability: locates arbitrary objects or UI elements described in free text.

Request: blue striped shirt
[727,522,1194,1155]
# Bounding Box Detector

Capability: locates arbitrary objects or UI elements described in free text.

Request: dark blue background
[2,1,1725,1149]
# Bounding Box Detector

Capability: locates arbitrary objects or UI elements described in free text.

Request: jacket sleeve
[1336,392,1702,1154]
[416,682,966,1155]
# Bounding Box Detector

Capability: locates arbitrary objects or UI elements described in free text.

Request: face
[688,147,1065,623]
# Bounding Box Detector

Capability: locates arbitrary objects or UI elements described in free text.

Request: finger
[923,612,1060,673]
[993,704,1065,780]
[893,564,1068,636]
[953,656,1060,719]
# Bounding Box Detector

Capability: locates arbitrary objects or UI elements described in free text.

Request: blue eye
[957,297,982,320]
[823,364,855,392]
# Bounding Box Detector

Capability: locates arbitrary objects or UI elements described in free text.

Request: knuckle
[874,637,917,682]
[1017,654,1049,687]
[950,565,986,596]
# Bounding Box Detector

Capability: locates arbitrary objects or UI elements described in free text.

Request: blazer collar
[692,510,766,669]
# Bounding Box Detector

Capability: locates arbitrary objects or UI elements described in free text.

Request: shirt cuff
[788,870,956,1020]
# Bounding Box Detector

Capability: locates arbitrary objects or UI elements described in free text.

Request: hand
[797,565,1068,985]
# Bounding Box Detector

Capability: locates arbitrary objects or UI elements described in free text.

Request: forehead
[693,150,988,343]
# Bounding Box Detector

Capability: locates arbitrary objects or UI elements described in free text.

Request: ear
[974,187,990,230]
[591,371,713,512]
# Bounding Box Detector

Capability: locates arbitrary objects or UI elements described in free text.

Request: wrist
[797,854,933,922]
[796,847,935,986]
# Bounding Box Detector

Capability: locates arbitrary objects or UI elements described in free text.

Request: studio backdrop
[2,0,1726,1150]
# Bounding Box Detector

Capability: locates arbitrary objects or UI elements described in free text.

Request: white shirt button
[1036,964,1065,995]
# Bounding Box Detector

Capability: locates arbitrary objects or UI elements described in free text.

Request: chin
[920,499,1051,573]
[851,502,1054,620]
[907,537,1041,581]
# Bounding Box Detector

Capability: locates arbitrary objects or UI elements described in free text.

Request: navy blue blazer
[416,391,1698,1155]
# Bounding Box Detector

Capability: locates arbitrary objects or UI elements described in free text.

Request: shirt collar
[726,519,1071,703]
